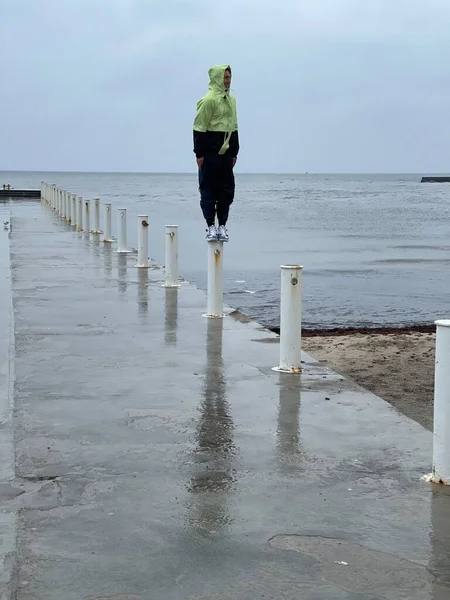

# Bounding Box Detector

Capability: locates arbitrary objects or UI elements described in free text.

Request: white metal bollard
[59,189,63,215]
[72,195,77,227]
[117,208,131,252]
[76,197,83,232]
[66,193,72,223]
[136,215,150,267]
[56,189,60,214]
[432,320,450,485]
[273,265,303,374]
[62,191,67,220]
[205,241,224,318]
[84,199,90,234]
[164,225,180,287]
[104,204,113,242]
[65,192,70,222]
[92,198,102,234]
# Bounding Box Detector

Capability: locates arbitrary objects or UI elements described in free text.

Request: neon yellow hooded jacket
[193,65,240,158]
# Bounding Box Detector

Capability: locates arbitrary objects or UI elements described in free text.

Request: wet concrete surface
[1,201,450,598]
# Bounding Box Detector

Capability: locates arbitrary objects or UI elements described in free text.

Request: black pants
[198,155,235,226]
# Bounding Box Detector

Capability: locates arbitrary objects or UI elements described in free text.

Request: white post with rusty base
[72,195,77,227]
[164,225,180,287]
[205,241,224,318]
[62,191,67,220]
[432,319,450,485]
[117,208,131,252]
[104,204,113,242]
[65,192,71,222]
[52,184,56,210]
[66,193,72,223]
[92,198,102,233]
[76,197,83,232]
[84,199,90,234]
[136,216,150,267]
[273,265,303,374]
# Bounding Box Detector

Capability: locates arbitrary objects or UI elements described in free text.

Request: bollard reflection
[276,373,304,474]
[137,268,149,322]
[186,319,236,537]
[429,486,450,598]
[117,252,128,294]
[164,287,178,346]
[91,236,101,263]
[82,231,90,251]
[103,242,113,279]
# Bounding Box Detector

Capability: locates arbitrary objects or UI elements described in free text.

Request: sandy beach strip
[301,326,435,431]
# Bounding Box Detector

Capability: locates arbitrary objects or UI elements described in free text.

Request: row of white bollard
[41,181,302,372]
[40,183,179,288]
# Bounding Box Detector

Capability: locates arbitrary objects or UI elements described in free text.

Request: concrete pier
[1,200,449,599]
[0,189,40,198]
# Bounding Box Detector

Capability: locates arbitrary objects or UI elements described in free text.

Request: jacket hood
[208,64,231,95]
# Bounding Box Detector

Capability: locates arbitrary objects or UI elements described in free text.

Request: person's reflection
[103,242,113,279]
[164,287,178,346]
[137,268,149,322]
[187,319,236,537]
[117,252,128,294]
[429,486,450,598]
[276,373,304,474]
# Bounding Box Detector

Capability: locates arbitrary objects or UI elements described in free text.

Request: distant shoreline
[1,170,449,177]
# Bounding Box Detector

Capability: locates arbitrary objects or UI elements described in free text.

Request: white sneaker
[206,225,218,241]
[217,225,229,242]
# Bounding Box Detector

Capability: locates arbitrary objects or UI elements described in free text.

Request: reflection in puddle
[137,268,149,321]
[82,231,90,251]
[164,287,178,346]
[103,242,113,278]
[429,487,450,595]
[276,374,304,474]
[117,253,128,294]
[91,236,102,271]
[186,319,237,536]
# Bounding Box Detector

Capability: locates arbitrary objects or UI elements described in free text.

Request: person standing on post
[193,65,239,242]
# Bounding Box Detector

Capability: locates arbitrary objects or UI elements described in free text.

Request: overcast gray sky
[1,0,449,173]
